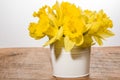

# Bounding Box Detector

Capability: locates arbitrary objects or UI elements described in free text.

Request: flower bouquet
[28,1,114,78]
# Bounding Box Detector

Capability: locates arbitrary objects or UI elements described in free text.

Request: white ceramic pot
[50,40,91,78]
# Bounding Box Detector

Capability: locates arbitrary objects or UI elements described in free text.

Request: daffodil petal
[99,30,114,38]
[56,27,63,39]
[88,22,100,34]
[74,35,84,46]
[43,37,56,47]
[93,36,103,45]
[43,27,63,46]
[64,36,75,51]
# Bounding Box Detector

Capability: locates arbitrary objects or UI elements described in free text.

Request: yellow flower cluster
[28,1,114,51]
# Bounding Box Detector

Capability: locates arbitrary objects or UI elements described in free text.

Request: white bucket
[50,42,91,78]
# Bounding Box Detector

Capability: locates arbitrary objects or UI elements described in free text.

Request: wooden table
[0,47,120,80]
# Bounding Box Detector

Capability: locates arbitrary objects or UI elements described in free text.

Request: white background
[0,0,120,48]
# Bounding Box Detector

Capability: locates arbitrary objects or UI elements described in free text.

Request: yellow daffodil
[28,1,114,51]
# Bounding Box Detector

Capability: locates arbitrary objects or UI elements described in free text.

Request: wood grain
[0,47,120,80]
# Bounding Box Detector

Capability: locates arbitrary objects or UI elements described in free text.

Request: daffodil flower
[28,1,114,51]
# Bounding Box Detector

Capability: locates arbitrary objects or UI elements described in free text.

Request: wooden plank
[0,47,120,80]
[0,48,52,80]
